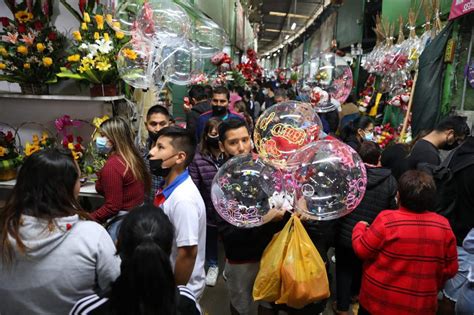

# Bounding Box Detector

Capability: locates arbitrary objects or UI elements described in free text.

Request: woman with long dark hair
[0,149,120,314]
[71,205,201,315]
[340,116,374,151]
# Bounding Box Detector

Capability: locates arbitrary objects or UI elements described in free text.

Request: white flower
[79,43,89,51]
[86,44,99,59]
[95,39,113,54]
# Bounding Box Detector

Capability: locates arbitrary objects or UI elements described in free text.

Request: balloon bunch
[104,0,229,89]
[212,101,367,228]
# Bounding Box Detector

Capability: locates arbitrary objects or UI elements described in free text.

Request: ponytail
[110,238,177,315]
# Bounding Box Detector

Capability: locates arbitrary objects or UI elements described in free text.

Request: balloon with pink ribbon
[288,139,367,220]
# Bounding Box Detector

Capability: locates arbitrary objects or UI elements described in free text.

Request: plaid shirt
[352,207,458,315]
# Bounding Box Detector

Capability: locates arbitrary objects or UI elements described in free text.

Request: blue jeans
[105,211,128,243]
[456,282,474,314]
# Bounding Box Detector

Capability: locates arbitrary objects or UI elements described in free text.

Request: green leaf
[84,69,101,84]
[56,68,86,80]
[0,74,20,83]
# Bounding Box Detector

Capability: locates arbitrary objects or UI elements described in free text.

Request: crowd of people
[0,80,473,315]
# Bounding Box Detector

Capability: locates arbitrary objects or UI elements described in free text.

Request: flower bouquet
[23,131,54,157]
[0,127,20,180]
[57,1,129,96]
[0,0,66,94]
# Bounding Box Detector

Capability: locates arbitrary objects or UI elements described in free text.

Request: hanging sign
[448,0,474,20]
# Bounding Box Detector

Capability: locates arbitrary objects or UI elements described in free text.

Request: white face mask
[363,132,374,142]
[262,89,269,96]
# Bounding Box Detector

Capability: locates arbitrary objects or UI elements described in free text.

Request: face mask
[96,136,112,154]
[212,105,227,116]
[363,132,374,142]
[148,154,177,178]
[148,130,159,143]
[207,135,220,149]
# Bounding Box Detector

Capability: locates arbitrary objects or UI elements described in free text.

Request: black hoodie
[185,100,211,138]
[443,137,474,245]
[335,166,398,249]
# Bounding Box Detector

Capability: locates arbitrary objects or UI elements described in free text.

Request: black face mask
[212,105,227,116]
[149,159,171,178]
[148,131,159,144]
[441,140,461,151]
[207,135,220,149]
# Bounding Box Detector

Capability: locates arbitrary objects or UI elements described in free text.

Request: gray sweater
[0,215,121,315]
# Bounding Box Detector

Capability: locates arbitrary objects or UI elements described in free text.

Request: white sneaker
[205,266,219,287]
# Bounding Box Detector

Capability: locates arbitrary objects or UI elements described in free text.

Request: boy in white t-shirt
[148,126,206,299]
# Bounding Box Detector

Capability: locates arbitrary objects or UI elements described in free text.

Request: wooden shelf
[0,93,124,102]
[0,179,102,198]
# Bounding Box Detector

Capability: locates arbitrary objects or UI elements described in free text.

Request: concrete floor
[200,244,359,315]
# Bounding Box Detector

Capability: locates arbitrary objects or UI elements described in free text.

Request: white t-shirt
[162,176,207,299]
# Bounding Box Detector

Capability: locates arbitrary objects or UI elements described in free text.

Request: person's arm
[170,199,201,285]
[442,228,460,285]
[186,110,200,137]
[95,227,122,289]
[175,245,198,285]
[352,214,386,260]
[90,158,124,222]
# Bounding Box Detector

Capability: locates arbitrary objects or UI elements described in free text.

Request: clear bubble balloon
[159,41,196,85]
[138,0,190,46]
[211,154,284,228]
[288,140,367,220]
[314,53,353,104]
[254,101,323,169]
[117,38,154,89]
[103,0,141,35]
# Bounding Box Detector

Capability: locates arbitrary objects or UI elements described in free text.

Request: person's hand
[262,208,286,224]
[183,97,192,113]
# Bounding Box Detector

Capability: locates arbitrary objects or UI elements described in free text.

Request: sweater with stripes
[352,207,458,315]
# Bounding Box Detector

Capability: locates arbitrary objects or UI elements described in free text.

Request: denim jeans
[456,282,474,314]
[105,211,128,243]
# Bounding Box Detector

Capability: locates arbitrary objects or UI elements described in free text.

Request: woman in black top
[70,205,201,315]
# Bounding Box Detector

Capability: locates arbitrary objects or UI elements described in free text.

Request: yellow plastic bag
[276,216,330,309]
[253,216,294,302]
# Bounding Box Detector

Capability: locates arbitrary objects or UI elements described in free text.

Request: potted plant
[57,1,129,97]
[0,0,66,94]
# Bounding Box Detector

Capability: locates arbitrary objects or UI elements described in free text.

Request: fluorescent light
[291,22,296,30]
[269,11,309,19]
[285,35,290,40]
[267,55,271,59]
[265,29,292,33]
[273,53,277,56]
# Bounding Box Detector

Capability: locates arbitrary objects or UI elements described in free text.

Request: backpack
[418,149,474,217]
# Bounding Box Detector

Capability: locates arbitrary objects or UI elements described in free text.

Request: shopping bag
[276,216,330,309]
[253,216,294,302]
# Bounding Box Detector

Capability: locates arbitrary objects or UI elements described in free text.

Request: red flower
[74,143,82,152]
[34,21,43,31]
[0,17,9,27]
[18,24,26,33]
[67,134,74,143]
[62,140,68,148]
[47,32,57,41]
[66,223,72,230]
[79,0,86,13]
[5,131,14,142]
[76,136,83,143]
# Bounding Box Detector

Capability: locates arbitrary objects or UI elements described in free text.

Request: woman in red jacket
[352,170,458,315]
[90,116,150,241]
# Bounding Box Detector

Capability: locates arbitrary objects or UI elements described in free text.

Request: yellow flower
[24,142,40,156]
[103,33,110,42]
[122,48,137,60]
[94,32,100,40]
[42,57,53,67]
[95,15,104,30]
[96,61,111,71]
[15,10,33,23]
[23,63,30,69]
[81,22,88,31]
[32,134,39,146]
[112,21,121,29]
[83,12,91,23]
[72,31,82,41]
[17,45,28,55]
[115,31,124,39]
[0,63,6,70]
[41,132,48,145]
[67,54,81,62]
[106,14,113,24]
[36,43,45,53]
[0,47,7,57]
[0,146,5,157]
[81,57,94,66]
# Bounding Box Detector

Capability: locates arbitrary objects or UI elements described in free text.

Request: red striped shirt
[352,207,458,315]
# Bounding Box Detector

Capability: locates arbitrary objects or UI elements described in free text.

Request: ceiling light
[269,11,309,19]
[265,28,292,33]
[291,22,296,30]
[267,55,271,59]
[273,53,277,57]
[285,35,290,40]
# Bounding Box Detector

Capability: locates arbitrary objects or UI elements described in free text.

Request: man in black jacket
[185,85,212,138]
[334,141,397,315]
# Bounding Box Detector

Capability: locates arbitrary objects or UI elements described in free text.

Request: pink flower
[20,33,35,46]
[2,32,18,44]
